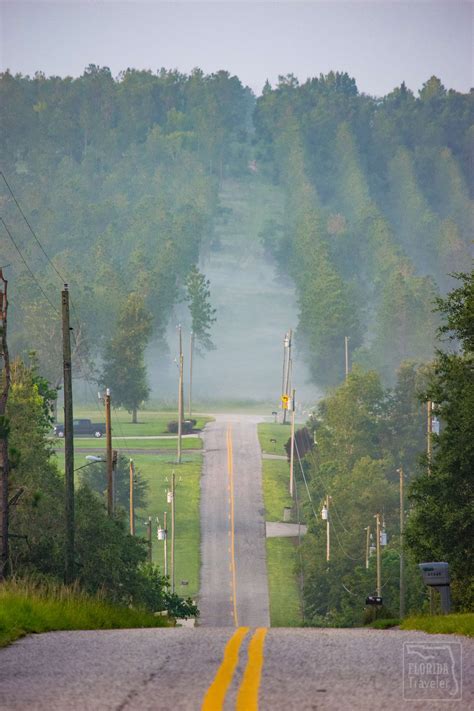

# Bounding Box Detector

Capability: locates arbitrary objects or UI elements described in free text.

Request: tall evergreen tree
[101,293,152,423]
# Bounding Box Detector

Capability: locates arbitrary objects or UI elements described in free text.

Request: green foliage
[163,592,199,620]
[101,293,152,422]
[300,367,428,626]
[254,73,472,388]
[6,359,197,617]
[2,67,252,380]
[185,266,217,352]
[406,272,474,610]
[80,453,149,512]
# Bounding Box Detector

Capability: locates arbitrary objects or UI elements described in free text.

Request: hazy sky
[0,1,472,96]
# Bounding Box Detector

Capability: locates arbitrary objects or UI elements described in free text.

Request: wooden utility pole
[129,459,135,535]
[282,330,292,424]
[344,336,350,380]
[163,510,168,578]
[177,326,183,464]
[326,495,330,562]
[105,388,113,516]
[365,525,371,570]
[289,389,296,498]
[427,400,433,474]
[0,270,11,582]
[375,513,381,596]
[62,284,75,583]
[146,516,152,563]
[399,467,405,618]
[188,331,194,419]
[171,471,176,593]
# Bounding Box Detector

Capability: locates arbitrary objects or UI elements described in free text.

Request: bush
[167,419,196,434]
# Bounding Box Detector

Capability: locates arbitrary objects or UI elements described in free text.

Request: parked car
[54,419,106,438]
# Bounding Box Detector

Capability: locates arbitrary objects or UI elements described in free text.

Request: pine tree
[101,293,152,423]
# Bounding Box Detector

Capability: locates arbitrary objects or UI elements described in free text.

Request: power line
[0,170,66,284]
[0,217,60,316]
[294,436,364,562]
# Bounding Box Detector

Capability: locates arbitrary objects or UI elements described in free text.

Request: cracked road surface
[0,627,472,710]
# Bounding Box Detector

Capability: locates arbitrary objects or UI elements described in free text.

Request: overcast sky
[0,1,472,96]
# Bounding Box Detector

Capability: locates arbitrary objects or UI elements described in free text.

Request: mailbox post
[419,562,451,614]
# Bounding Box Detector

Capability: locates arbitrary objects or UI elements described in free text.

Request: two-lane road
[0,626,472,709]
[199,415,270,628]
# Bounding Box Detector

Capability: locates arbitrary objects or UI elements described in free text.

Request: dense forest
[1,68,472,391]
[254,72,472,385]
[0,65,253,391]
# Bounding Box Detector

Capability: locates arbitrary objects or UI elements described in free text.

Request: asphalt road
[0,627,472,710]
[199,415,270,627]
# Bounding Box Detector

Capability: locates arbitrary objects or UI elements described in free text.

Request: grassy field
[0,579,168,648]
[58,407,213,437]
[258,423,303,627]
[401,613,474,637]
[53,436,202,452]
[132,453,202,599]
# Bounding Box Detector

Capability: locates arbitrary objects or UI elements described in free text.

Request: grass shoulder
[258,422,293,456]
[0,580,168,648]
[400,613,474,637]
[266,539,302,627]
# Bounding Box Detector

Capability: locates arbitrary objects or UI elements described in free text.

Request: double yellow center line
[202,627,268,711]
[227,425,238,627]
[202,426,268,709]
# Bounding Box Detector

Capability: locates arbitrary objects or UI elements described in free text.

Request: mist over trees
[1,67,471,392]
[254,72,472,386]
[1,65,253,382]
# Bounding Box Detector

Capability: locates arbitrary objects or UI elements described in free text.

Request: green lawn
[53,436,202,452]
[262,460,294,522]
[258,422,293,456]
[266,539,303,627]
[58,407,213,437]
[401,613,474,637]
[133,453,202,599]
[0,580,168,648]
[259,424,303,626]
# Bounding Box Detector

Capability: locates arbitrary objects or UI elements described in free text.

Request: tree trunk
[132,407,137,424]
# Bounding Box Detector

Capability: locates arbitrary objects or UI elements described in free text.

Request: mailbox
[419,562,450,586]
[366,595,383,606]
[419,562,451,614]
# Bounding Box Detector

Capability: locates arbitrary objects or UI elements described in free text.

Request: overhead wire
[0,170,67,283]
[294,434,364,561]
[0,216,60,316]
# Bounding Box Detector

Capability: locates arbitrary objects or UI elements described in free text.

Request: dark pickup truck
[54,419,106,438]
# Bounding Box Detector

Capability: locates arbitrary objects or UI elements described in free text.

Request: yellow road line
[201,627,249,711]
[236,628,268,711]
[227,425,238,627]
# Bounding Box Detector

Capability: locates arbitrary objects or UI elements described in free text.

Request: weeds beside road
[0,579,168,648]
